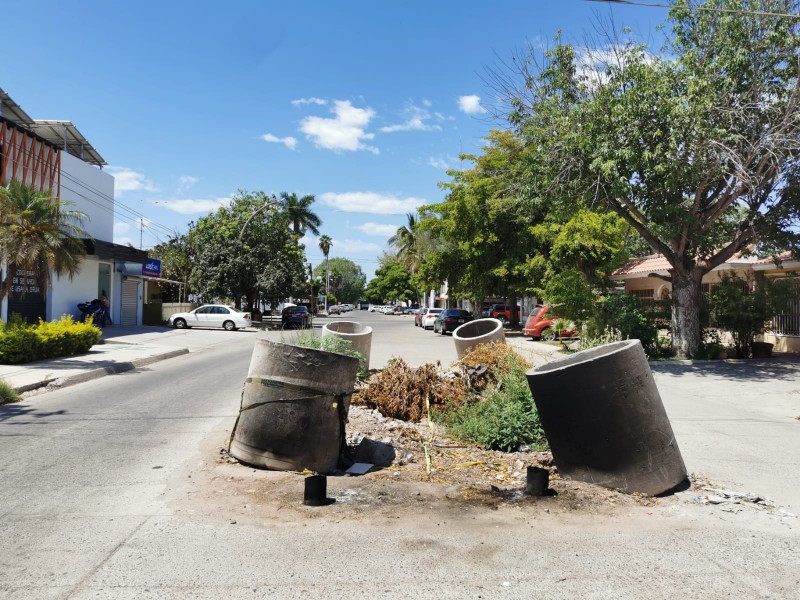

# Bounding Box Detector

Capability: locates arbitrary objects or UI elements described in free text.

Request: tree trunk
[670,268,704,359]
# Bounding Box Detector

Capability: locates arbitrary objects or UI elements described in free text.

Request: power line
[1,136,180,240]
[586,0,800,18]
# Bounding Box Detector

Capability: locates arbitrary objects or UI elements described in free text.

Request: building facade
[614,252,800,353]
[1,88,147,325]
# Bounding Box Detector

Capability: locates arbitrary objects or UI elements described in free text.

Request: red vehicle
[522,305,577,340]
[490,303,521,323]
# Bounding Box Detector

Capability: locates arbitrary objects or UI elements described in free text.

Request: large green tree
[313,257,366,303]
[150,233,193,302]
[419,131,535,322]
[506,0,800,357]
[189,190,305,309]
[364,257,416,304]
[0,181,88,299]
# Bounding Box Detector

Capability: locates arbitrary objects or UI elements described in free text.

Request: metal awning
[0,88,106,166]
[29,120,106,166]
[0,87,34,124]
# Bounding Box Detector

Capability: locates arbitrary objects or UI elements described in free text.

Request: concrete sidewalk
[0,324,256,393]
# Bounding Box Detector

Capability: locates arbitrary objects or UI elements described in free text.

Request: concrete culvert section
[452,318,505,359]
[525,339,688,496]
[321,320,373,370]
[229,340,360,474]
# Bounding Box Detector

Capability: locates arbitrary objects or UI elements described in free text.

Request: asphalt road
[1,311,799,598]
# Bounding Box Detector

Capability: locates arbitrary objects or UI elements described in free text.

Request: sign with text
[142,258,161,278]
[8,265,46,323]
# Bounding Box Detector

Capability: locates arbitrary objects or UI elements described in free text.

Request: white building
[0,88,147,326]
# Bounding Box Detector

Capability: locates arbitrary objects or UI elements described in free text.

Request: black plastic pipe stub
[525,466,549,496]
[304,475,333,506]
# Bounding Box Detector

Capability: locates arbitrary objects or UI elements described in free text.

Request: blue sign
[143,258,161,278]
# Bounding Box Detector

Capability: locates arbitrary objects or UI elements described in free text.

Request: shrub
[710,272,795,358]
[437,352,547,452]
[0,378,21,404]
[589,294,658,355]
[0,315,101,364]
[694,329,727,360]
[32,316,101,358]
[0,327,42,364]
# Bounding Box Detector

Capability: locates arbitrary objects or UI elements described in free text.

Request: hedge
[0,315,102,364]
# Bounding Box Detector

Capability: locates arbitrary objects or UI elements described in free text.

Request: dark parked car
[433,308,474,335]
[281,305,311,329]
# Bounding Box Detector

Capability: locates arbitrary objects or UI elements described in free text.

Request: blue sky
[3,0,664,278]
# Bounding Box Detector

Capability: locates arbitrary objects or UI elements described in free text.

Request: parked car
[433,308,474,335]
[168,304,252,331]
[522,305,577,340]
[281,305,312,329]
[420,308,444,330]
[327,304,342,315]
[490,303,521,323]
[414,308,428,327]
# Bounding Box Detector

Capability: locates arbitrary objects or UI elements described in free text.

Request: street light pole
[239,199,277,241]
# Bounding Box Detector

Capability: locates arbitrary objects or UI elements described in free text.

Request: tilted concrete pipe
[525,339,687,496]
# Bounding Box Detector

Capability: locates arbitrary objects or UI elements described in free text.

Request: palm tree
[318,234,332,297]
[0,181,89,298]
[279,192,321,237]
[389,212,420,273]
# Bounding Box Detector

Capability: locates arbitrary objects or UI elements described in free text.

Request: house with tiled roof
[613,252,800,353]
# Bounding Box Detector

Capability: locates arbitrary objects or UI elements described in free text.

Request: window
[629,289,654,300]
[771,278,800,336]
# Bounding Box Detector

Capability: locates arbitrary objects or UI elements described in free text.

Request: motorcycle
[77,299,109,327]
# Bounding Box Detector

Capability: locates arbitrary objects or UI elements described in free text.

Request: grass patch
[286,329,368,378]
[0,379,21,404]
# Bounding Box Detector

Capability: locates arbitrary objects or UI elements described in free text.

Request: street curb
[12,348,190,394]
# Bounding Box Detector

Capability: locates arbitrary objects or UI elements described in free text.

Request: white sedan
[168,304,252,331]
[420,308,443,330]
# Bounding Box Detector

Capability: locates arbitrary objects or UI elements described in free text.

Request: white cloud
[114,236,136,247]
[261,133,298,150]
[300,100,378,153]
[458,95,487,115]
[334,239,384,254]
[291,97,328,106]
[107,166,158,197]
[380,101,442,133]
[177,176,198,194]
[577,45,655,87]
[355,222,400,237]
[153,197,231,215]
[427,156,452,169]
[320,191,426,215]
[114,221,132,235]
